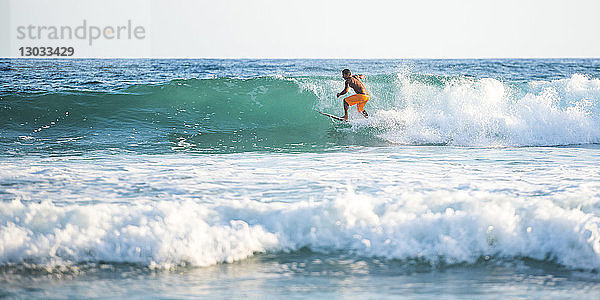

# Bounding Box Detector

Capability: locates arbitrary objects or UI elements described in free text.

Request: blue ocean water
[1,59,600,298]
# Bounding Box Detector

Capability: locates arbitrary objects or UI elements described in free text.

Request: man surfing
[336,69,369,121]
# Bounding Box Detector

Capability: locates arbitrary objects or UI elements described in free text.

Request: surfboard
[316,110,346,122]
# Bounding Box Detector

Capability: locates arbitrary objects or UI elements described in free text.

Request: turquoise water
[1,59,600,298]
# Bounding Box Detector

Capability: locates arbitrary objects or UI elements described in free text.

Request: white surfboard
[315,110,346,122]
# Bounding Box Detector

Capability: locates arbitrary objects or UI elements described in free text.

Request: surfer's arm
[357,74,365,79]
[337,81,350,97]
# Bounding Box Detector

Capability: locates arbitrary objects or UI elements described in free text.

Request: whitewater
[1,58,600,298]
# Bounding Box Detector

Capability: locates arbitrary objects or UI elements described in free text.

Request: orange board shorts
[344,94,370,112]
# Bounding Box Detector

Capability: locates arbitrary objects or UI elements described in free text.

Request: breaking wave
[2,73,600,154]
[1,187,599,270]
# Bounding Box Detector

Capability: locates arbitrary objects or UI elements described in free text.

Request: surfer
[336,69,369,121]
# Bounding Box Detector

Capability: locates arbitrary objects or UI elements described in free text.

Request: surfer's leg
[342,100,349,121]
[356,97,369,118]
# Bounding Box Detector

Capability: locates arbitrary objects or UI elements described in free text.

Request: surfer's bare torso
[344,75,368,95]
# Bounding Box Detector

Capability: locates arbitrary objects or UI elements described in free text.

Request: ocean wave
[1,73,600,153]
[1,187,599,270]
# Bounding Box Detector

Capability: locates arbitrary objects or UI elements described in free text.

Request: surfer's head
[342,69,351,80]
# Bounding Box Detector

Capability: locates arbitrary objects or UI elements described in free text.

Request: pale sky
[2,0,599,58]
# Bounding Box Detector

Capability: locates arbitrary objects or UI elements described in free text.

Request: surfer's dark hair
[342,69,351,75]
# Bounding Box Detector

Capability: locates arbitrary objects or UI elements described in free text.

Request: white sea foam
[1,186,599,270]
[302,73,600,146]
[0,200,279,268]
